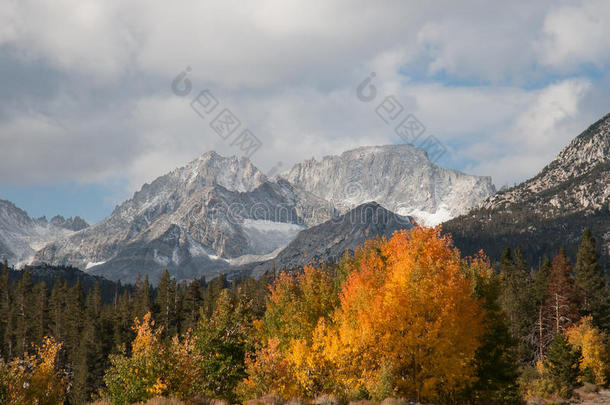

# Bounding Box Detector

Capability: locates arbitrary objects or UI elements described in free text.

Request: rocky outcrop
[443,113,610,270]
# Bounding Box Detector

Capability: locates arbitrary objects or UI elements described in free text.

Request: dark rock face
[248,202,414,277]
[49,215,89,231]
[443,113,610,270]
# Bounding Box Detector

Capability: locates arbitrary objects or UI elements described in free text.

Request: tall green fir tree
[574,229,609,331]
[543,332,581,398]
[499,247,536,362]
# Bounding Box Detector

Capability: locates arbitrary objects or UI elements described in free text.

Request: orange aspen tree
[325,227,484,402]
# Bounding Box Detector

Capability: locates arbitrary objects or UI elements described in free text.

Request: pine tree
[30,282,48,346]
[499,247,536,361]
[544,332,580,398]
[533,258,552,361]
[0,260,9,358]
[49,278,67,345]
[469,265,521,404]
[203,274,227,317]
[14,269,33,355]
[113,290,134,351]
[574,229,609,331]
[134,274,151,320]
[155,269,177,339]
[181,280,203,332]
[64,279,84,361]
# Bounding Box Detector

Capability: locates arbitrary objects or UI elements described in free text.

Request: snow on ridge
[85,261,106,270]
[242,219,304,232]
[399,205,454,227]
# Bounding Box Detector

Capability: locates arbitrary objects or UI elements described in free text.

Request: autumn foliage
[0,336,67,405]
[4,226,605,403]
[242,227,488,403]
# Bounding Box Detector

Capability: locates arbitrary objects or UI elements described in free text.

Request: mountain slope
[280,144,495,226]
[0,199,88,264]
[247,202,414,277]
[443,113,610,269]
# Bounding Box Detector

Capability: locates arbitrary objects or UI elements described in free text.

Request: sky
[1,0,609,223]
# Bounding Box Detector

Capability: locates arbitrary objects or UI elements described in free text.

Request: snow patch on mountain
[399,204,453,226]
[85,261,106,270]
[242,219,305,255]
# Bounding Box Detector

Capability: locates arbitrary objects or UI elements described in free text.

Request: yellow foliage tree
[285,318,337,399]
[325,227,484,402]
[566,316,609,385]
[237,337,299,400]
[258,266,338,349]
[104,312,168,404]
[0,336,67,405]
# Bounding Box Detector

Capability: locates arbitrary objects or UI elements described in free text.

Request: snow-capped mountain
[280,144,495,226]
[0,199,88,265]
[33,144,495,283]
[33,152,335,283]
[444,112,610,270]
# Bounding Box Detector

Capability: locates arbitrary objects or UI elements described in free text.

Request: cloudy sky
[1,0,609,223]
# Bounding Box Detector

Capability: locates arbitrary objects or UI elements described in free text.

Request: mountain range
[0,199,88,266]
[10,144,490,283]
[2,111,608,283]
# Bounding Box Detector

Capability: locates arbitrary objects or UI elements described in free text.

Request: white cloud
[464,79,593,186]
[539,0,610,72]
[0,0,608,203]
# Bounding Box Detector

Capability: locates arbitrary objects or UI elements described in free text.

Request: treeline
[0,262,271,404]
[0,227,608,404]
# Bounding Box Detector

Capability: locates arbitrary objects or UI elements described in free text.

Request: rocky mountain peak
[179,151,267,192]
[281,144,495,225]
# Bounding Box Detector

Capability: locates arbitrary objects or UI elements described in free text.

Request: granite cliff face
[444,113,610,269]
[281,144,495,226]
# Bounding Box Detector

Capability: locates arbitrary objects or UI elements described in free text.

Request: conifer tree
[134,274,151,320]
[14,269,33,355]
[181,280,203,332]
[544,332,580,398]
[64,280,84,360]
[499,247,536,361]
[0,261,9,358]
[533,258,553,361]
[113,290,134,350]
[48,278,67,345]
[468,260,521,404]
[155,269,177,339]
[203,274,226,317]
[574,229,609,331]
[30,282,48,346]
